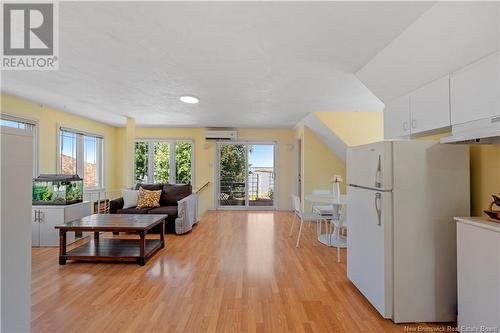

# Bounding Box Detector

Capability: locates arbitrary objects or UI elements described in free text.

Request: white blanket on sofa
[175,193,199,234]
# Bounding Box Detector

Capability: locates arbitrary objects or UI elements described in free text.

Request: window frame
[134,138,194,186]
[56,125,104,191]
[0,113,39,177]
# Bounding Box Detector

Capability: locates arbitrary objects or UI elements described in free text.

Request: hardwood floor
[32,211,453,332]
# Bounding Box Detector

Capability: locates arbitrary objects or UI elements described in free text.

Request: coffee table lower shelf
[60,238,164,266]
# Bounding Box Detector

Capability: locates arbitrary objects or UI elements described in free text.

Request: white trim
[0,113,39,177]
[169,144,176,184]
[59,126,104,139]
[0,113,37,125]
[136,137,194,142]
[57,123,106,140]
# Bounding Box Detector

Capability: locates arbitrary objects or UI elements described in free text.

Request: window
[135,140,193,185]
[1,114,38,177]
[58,127,103,189]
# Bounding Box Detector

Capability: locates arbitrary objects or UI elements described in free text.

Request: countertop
[455,216,500,233]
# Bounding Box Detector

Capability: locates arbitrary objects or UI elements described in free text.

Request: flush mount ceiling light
[180,95,199,104]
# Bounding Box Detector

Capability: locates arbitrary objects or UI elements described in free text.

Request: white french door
[216,142,276,210]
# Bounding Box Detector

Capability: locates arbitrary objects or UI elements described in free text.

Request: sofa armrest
[109,197,124,214]
[175,193,198,234]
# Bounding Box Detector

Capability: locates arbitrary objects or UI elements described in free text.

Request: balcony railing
[219,172,274,206]
[83,189,122,214]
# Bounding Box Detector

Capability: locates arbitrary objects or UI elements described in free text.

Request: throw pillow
[136,187,161,209]
[122,189,139,209]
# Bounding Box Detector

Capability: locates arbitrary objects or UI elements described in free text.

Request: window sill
[84,187,105,193]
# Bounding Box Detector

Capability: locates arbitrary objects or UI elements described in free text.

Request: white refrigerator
[346,140,470,323]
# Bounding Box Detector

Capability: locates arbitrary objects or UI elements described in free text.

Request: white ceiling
[1,1,434,127]
[357,1,500,103]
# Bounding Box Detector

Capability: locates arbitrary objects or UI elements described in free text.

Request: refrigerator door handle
[374,193,382,226]
[374,155,382,188]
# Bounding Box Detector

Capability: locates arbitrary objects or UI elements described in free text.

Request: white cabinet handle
[403,121,409,131]
[411,119,417,129]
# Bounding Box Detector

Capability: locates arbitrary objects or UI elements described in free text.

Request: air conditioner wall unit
[204,130,237,141]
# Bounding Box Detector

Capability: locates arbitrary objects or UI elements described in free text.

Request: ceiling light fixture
[180,95,199,104]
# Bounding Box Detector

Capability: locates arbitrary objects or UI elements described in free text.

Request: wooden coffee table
[55,214,167,266]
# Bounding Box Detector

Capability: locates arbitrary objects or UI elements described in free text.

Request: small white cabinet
[456,218,500,332]
[384,52,500,138]
[384,94,410,139]
[384,76,451,139]
[450,53,500,125]
[32,201,91,246]
[410,76,451,134]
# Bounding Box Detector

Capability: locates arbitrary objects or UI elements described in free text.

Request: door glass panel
[219,144,246,206]
[175,141,192,184]
[248,144,274,207]
[135,142,149,183]
[154,142,170,183]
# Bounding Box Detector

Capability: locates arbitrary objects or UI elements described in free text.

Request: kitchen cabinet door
[410,76,450,134]
[384,95,410,139]
[450,53,500,125]
[39,208,74,246]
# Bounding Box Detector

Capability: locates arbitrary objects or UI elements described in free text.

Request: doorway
[216,142,276,209]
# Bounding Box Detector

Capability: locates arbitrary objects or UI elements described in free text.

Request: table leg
[138,231,146,266]
[59,230,67,265]
[160,220,165,249]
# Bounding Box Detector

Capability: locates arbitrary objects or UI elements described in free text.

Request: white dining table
[304,193,347,248]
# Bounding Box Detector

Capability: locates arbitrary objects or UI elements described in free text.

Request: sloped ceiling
[356,2,500,103]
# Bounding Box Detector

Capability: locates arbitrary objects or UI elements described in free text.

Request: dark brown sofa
[110,183,196,234]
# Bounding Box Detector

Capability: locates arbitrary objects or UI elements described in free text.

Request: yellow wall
[302,126,346,211]
[123,117,136,188]
[468,145,500,216]
[315,111,384,146]
[416,131,500,218]
[1,94,120,191]
[133,127,297,214]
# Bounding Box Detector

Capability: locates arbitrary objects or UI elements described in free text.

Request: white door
[384,95,411,139]
[346,141,392,190]
[347,186,393,319]
[410,75,451,134]
[451,53,500,125]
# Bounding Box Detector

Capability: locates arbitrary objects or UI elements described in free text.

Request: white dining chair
[310,190,334,236]
[290,195,323,247]
[310,190,331,211]
[328,204,347,262]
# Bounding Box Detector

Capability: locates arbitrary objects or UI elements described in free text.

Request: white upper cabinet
[410,76,451,134]
[384,95,410,139]
[450,53,500,125]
